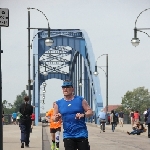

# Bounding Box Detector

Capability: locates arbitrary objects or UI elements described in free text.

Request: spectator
[118,110,124,127]
[143,108,148,115]
[145,108,150,138]
[134,110,140,123]
[143,108,148,126]
[129,109,134,126]
[127,122,145,135]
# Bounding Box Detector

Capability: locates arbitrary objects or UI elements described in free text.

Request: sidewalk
[86,122,148,137]
[44,123,150,150]
[3,124,42,150]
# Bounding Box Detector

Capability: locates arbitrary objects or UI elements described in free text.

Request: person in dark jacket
[110,110,117,132]
[2,110,4,124]
[145,108,150,138]
[19,96,33,148]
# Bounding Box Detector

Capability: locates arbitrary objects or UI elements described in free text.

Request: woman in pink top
[134,111,140,123]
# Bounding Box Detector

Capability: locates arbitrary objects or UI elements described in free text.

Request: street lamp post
[42,82,47,104]
[32,53,48,116]
[78,78,92,87]
[27,7,53,105]
[28,10,31,104]
[78,72,84,96]
[93,54,108,123]
[0,27,3,150]
[131,8,150,47]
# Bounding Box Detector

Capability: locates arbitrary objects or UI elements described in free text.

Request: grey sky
[1,0,150,112]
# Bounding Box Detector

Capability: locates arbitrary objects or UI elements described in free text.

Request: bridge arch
[32,29,103,125]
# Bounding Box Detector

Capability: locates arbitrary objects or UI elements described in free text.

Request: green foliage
[115,105,129,114]
[3,90,27,114]
[120,87,150,114]
[13,90,27,112]
[2,99,14,114]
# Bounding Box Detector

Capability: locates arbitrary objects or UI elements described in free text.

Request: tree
[2,100,14,114]
[2,90,28,115]
[2,99,8,108]
[13,90,27,112]
[120,87,150,114]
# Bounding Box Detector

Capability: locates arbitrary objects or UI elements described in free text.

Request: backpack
[113,113,118,122]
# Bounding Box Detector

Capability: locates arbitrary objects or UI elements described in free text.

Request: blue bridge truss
[32,29,103,125]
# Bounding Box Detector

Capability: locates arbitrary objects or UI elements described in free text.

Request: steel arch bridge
[32,29,103,125]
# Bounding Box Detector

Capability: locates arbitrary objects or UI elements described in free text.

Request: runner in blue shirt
[12,112,17,125]
[53,80,93,150]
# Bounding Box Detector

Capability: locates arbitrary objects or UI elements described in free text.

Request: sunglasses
[62,86,73,88]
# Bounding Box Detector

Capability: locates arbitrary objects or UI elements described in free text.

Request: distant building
[104,105,121,113]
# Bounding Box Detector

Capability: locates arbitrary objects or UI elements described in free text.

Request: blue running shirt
[56,96,88,139]
[12,113,17,119]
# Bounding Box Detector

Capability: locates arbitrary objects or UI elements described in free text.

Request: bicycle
[99,119,106,133]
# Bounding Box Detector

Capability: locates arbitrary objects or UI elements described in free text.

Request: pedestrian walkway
[44,123,150,150]
[3,123,150,150]
[3,124,42,150]
[86,122,148,137]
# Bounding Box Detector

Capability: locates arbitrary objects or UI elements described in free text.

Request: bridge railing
[3,114,12,125]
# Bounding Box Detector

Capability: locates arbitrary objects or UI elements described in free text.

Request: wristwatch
[83,113,86,117]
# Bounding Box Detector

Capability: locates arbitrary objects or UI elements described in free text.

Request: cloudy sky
[1,0,150,112]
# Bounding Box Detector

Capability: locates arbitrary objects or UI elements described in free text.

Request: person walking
[46,102,62,150]
[145,108,150,138]
[98,109,106,132]
[110,110,117,132]
[129,109,134,126]
[31,112,35,128]
[19,96,33,148]
[114,111,119,127]
[2,110,4,125]
[118,110,124,127]
[12,112,17,125]
[53,80,92,150]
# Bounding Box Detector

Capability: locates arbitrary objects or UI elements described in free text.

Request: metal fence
[123,114,145,124]
[3,114,12,125]
[87,113,146,125]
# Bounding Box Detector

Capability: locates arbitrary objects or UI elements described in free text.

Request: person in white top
[144,108,148,126]
[143,108,148,115]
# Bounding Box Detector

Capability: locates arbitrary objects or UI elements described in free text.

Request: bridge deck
[3,123,150,150]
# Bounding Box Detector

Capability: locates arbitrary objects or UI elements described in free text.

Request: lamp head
[131,38,140,47]
[79,83,82,87]
[43,71,48,76]
[43,82,47,87]
[93,71,99,76]
[45,38,54,47]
